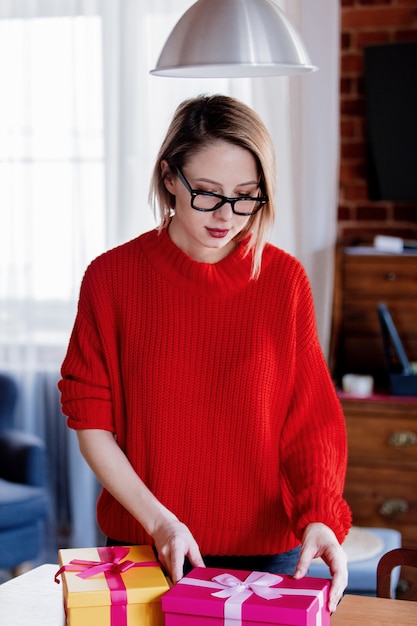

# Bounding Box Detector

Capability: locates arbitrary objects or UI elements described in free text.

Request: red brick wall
[339,0,417,244]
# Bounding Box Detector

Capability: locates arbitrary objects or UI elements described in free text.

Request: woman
[59,94,351,612]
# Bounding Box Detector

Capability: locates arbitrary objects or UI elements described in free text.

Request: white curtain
[0,0,106,551]
[0,0,340,552]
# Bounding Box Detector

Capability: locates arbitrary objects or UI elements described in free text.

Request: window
[0,15,104,360]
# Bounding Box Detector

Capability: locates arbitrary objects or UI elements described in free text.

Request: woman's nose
[215,201,234,220]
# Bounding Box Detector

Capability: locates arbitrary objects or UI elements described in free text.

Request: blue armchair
[0,372,49,574]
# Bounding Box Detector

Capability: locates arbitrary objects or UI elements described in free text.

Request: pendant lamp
[150,0,317,78]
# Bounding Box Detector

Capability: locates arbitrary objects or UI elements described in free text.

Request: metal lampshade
[150,0,317,78]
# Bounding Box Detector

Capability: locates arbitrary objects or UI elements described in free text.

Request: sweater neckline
[139,227,254,297]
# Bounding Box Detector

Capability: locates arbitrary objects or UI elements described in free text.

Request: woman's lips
[206,227,229,238]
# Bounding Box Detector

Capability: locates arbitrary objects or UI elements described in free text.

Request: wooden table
[0,565,415,625]
[331,593,416,625]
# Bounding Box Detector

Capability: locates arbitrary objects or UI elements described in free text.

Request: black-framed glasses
[175,167,268,216]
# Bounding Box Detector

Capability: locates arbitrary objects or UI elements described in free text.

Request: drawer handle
[385,272,396,281]
[379,498,409,517]
[388,430,417,448]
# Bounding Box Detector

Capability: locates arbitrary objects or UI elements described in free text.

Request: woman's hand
[293,522,348,613]
[151,514,205,583]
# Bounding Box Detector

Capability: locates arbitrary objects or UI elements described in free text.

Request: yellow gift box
[56,545,170,626]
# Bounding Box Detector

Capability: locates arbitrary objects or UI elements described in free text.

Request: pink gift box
[162,567,330,626]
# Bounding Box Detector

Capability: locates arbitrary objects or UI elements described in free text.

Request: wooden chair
[376,548,417,599]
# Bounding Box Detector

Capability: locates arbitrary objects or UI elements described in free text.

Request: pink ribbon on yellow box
[179,571,325,626]
[55,546,159,626]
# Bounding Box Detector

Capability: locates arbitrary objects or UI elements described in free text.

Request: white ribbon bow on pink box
[179,571,325,626]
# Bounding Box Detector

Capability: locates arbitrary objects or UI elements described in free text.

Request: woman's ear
[161,160,176,193]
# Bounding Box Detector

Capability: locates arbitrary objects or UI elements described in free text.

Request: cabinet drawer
[344,256,417,297]
[341,398,417,421]
[345,416,417,464]
[344,466,416,539]
[343,298,417,338]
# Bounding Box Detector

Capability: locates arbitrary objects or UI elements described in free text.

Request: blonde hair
[149,95,276,279]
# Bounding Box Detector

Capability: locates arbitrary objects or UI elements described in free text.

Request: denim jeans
[106,538,301,577]
[184,546,301,576]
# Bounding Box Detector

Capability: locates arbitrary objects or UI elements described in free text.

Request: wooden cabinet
[341,396,417,549]
[332,247,417,387]
[331,247,417,551]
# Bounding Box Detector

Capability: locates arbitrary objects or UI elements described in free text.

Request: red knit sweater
[59,228,351,555]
